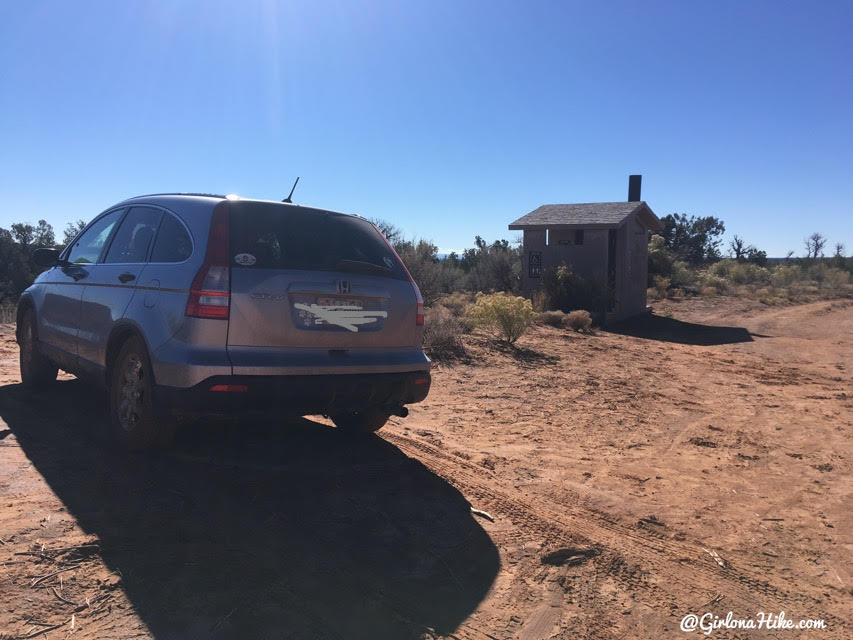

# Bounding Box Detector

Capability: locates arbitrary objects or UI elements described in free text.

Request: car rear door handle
[118,273,136,283]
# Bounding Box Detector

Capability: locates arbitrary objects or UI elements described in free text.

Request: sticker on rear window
[382,256,394,269]
[234,253,257,266]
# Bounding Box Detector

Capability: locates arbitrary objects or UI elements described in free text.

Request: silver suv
[16,194,431,448]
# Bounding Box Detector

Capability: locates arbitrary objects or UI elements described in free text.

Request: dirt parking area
[0,297,850,639]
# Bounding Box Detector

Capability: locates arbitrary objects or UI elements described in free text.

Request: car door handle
[118,273,136,283]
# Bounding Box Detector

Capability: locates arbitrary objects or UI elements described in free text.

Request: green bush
[565,310,592,332]
[647,234,675,285]
[542,264,605,316]
[770,265,798,287]
[466,292,533,344]
[670,260,696,288]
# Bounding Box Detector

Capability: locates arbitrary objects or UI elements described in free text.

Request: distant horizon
[3,197,846,261]
[1,1,850,257]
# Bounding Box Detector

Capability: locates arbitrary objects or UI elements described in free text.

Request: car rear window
[228,202,407,280]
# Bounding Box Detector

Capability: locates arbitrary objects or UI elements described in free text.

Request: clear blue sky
[1,1,851,256]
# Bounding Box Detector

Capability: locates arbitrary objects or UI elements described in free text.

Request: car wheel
[18,309,58,389]
[331,408,391,433]
[109,336,175,450]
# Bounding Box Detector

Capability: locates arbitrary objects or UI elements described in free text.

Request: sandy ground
[0,297,850,639]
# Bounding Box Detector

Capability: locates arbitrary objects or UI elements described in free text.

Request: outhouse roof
[508,201,662,231]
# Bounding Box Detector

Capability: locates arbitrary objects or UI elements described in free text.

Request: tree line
[0,214,847,307]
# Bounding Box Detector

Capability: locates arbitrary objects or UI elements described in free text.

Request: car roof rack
[126,192,227,200]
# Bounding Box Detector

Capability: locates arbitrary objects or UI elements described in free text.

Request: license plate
[316,297,362,308]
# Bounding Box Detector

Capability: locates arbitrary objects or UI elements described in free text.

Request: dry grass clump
[565,310,592,332]
[530,289,549,312]
[536,310,567,327]
[423,305,466,359]
[700,274,728,294]
[437,291,476,317]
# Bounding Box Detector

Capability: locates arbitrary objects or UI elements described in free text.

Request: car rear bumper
[151,338,432,388]
[153,370,431,418]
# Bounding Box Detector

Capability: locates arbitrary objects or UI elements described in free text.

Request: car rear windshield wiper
[335,259,392,276]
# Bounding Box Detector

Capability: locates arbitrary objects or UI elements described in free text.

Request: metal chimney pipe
[628,175,642,202]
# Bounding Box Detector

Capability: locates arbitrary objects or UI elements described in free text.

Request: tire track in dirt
[384,431,849,636]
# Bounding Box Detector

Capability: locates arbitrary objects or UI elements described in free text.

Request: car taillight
[416,301,424,326]
[186,265,230,318]
[186,203,230,319]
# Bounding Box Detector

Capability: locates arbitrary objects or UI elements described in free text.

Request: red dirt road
[0,297,850,639]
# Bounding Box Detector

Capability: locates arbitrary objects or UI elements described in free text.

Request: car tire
[331,408,391,433]
[109,336,175,450]
[18,308,58,390]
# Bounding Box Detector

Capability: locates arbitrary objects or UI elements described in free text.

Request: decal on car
[234,253,257,266]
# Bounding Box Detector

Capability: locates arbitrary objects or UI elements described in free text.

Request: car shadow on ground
[0,380,499,640]
[605,313,757,346]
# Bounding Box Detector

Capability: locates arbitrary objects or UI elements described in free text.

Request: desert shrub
[466,292,533,344]
[699,273,728,294]
[565,310,592,332]
[755,286,781,304]
[536,310,567,327]
[732,284,754,297]
[392,239,456,304]
[530,289,548,312]
[700,286,719,297]
[542,264,605,316]
[731,262,769,285]
[770,265,799,287]
[422,305,465,359]
[710,260,731,279]
[710,260,770,284]
[653,275,670,298]
[806,263,850,289]
[457,236,522,293]
[647,234,675,285]
[437,291,475,317]
[670,261,696,288]
[822,267,850,289]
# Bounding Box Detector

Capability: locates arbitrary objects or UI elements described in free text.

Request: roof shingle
[509,201,658,229]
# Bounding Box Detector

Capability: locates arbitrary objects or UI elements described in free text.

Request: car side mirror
[32,247,62,267]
